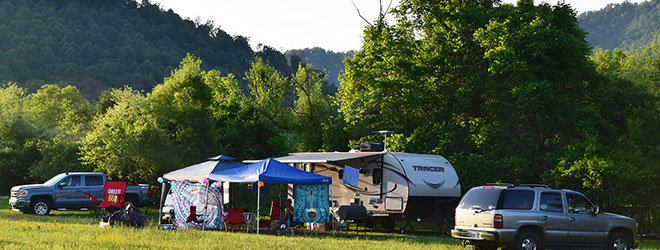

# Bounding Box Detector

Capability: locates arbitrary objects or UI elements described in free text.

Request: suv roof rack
[485,183,514,187]
[518,184,549,188]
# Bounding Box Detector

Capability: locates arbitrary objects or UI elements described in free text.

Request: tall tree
[148,54,217,164]
[291,64,332,151]
[0,84,39,191]
[79,87,174,183]
[24,84,93,180]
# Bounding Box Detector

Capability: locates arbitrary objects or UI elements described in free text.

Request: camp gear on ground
[101,202,148,228]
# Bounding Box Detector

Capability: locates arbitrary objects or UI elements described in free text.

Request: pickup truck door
[566,193,606,244]
[538,192,569,243]
[81,175,105,207]
[54,175,86,208]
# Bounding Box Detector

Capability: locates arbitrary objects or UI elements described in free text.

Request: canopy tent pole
[331,183,335,236]
[158,181,166,226]
[202,180,210,231]
[257,184,261,235]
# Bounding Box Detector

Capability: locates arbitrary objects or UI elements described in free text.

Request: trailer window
[458,187,503,210]
[372,168,382,185]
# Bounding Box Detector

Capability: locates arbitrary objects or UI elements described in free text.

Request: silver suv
[451,184,640,250]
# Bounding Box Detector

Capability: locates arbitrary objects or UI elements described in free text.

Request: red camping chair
[84,181,127,212]
[223,208,245,231]
[260,199,282,230]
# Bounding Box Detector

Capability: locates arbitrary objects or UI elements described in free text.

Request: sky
[153,0,646,52]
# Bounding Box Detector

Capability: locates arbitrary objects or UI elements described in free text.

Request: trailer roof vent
[360,143,384,152]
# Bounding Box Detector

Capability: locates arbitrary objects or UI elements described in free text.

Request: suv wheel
[30,198,51,216]
[606,232,631,250]
[511,230,543,250]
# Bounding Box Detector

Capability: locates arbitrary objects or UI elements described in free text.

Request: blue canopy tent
[208,158,332,234]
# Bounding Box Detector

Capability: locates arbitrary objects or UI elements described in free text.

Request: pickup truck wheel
[30,199,51,216]
[511,230,543,250]
[606,232,631,250]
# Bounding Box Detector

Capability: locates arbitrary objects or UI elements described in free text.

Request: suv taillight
[494,214,503,228]
[147,188,152,197]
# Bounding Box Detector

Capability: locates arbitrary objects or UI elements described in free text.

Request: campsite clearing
[1,197,659,249]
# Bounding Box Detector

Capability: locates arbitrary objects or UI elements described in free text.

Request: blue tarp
[208,158,332,184]
[342,165,359,187]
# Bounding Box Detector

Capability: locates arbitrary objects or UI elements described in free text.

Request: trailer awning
[244,151,385,164]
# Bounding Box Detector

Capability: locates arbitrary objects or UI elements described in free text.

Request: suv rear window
[496,190,534,210]
[458,187,503,209]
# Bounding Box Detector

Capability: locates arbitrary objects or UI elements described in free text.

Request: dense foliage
[578,0,660,50]
[337,0,660,209]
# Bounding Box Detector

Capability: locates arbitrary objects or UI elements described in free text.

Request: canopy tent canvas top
[163,160,244,183]
[208,158,331,184]
[206,155,237,161]
[208,158,332,234]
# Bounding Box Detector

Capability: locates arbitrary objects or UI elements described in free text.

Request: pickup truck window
[540,192,563,212]
[566,193,594,214]
[44,173,67,186]
[61,176,81,187]
[496,190,534,210]
[85,176,103,186]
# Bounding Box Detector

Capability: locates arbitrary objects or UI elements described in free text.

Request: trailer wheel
[399,222,414,234]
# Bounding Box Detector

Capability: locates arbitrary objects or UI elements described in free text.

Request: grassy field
[1,197,659,249]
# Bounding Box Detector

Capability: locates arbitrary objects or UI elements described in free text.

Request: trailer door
[382,155,408,212]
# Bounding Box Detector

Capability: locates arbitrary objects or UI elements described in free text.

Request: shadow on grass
[217,228,462,246]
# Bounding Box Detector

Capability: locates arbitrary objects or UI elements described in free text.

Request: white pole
[331,183,335,236]
[203,181,210,231]
[257,184,261,235]
[158,182,166,227]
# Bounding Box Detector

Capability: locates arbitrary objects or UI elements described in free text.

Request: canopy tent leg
[331,183,335,236]
[203,180,210,231]
[158,181,166,226]
[257,184,261,235]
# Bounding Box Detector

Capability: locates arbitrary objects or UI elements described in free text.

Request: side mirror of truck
[58,182,66,188]
[593,206,600,215]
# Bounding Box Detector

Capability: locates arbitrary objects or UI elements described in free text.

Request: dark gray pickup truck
[9,172,153,215]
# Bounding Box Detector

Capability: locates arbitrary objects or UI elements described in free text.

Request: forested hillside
[578,0,660,50]
[0,0,293,98]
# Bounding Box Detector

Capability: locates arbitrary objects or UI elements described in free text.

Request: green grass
[1,196,659,249]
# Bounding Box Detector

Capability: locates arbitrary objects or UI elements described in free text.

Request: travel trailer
[268,144,461,231]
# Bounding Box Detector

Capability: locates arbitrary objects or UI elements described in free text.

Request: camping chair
[186,206,205,224]
[84,181,127,224]
[256,199,281,231]
[243,212,255,233]
[223,208,245,231]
